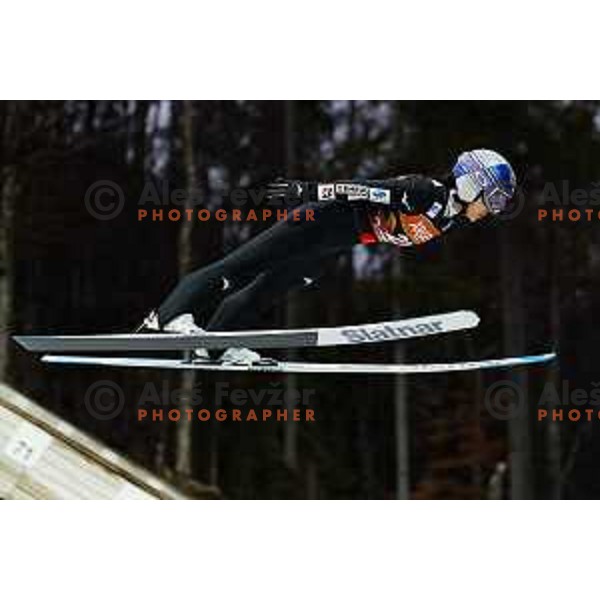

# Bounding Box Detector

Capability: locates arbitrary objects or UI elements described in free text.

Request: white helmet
[452,149,517,214]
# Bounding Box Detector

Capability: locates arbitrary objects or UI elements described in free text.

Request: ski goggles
[455,172,514,215]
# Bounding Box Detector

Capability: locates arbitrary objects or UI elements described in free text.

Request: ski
[40,351,556,374]
[14,310,479,353]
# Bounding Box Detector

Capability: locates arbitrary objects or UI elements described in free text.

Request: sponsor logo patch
[426,201,443,219]
[369,213,413,246]
[317,183,335,201]
[335,183,369,200]
[368,187,391,204]
[399,214,441,245]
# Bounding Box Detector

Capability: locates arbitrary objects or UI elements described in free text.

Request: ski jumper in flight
[140,149,517,364]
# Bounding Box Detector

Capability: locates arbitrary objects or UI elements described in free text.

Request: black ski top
[309,175,465,247]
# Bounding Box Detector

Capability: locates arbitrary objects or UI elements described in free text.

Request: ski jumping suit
[157,175,466,331]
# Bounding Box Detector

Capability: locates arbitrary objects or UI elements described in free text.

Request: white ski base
[41,352,556,374]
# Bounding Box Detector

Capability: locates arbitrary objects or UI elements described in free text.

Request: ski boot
[219,347,277,366]
[137,311,210,361]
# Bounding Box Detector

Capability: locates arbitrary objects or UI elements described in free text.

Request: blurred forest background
[1,100,599,499]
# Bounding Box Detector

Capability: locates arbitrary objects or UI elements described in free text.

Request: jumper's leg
[205,253,334,332]
[155,201,358,327]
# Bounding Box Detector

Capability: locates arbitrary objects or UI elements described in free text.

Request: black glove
[264,179,315,205]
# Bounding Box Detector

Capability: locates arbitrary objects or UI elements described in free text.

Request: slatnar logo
[340,320,445,343]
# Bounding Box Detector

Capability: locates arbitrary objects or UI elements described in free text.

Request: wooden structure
[0,382,189,499]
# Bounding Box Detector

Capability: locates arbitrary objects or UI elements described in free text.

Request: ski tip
[516,352,557,365]
[458,310,480,328]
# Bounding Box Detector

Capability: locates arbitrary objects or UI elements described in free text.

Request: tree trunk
[283,101,299,472]
[546,227,561,498]
[0,103,17,381]
[392,255,410,499]
[501,226,533,499]
[0,168,15,380]
[391,102,410,499]
[175,100,199,479]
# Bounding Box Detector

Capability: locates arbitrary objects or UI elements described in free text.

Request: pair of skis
[14,310,556,374]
